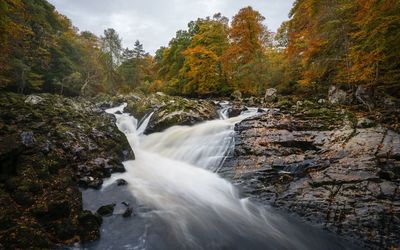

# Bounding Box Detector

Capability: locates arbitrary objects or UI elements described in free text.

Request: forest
[1,0,399,98]
[1,1,400,249]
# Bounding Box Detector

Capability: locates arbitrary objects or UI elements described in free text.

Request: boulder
[230,90,242,101]
[264,88,278,102]
[328,86,351,105]
[96,204,116,217]
[78,210,102,242]
[116,178,127,186]
[355,85,374,110]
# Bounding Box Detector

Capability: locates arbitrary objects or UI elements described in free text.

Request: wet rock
[0,92,132,248]
[116,178,127,186]
[228,106,243,118]
[78,210,102,242]
[78,176,103,189]
[222,106,400,248]
[122,207,133,218]
[97,204,116,216]
[145,98,218,134]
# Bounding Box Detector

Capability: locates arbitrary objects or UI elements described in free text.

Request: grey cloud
[49,0,294,54]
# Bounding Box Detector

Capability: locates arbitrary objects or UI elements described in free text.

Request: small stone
[96,204,116,217]
[123,207,133,218]
[116,179,127,186]
[20,131,35,147]
[25,95,44,105]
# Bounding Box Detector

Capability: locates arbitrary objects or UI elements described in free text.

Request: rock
[228,106,243,118]
[20,131,35,147]
[144,97,218,134]
[0,92,132,248]
[328,86,352,105]
[116,178,127,186]
[25,95,44,105]
[221,108,400,248]
[296,101,303,111]
[247,96,256,106]
[264,88,277,102]
[78,176,103,189]
[78,210,102,242]
[231,90,242,101]
[96,204,116,216]
[355,85,374,110]
[356,117,374,128]
[122,207,133,218]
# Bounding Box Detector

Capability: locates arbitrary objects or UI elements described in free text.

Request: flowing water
[80,103,358,250]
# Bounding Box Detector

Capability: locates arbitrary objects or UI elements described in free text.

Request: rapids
[80,103,358,250]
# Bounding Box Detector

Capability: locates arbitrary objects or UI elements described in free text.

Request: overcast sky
[48,0,295,54]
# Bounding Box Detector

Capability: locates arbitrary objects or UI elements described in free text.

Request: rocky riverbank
[221,98,400,249]
[0,91,217,249]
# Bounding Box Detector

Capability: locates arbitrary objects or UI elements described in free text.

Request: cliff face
[221,104,399,249]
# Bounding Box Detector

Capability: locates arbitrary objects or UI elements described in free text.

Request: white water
[102,104,350,250]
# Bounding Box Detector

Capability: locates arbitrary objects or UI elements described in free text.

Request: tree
[178,15,230,96]
[100,28,123,93]
[222,6,268,95]
[349,0,400,88]
[132,40,145,59]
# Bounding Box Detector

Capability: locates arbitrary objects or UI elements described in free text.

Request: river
[80,103,358,250]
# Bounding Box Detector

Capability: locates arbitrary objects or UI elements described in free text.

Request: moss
[1,225,50,249]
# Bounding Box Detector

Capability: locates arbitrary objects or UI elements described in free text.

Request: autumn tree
[222,7,269,95]
[349,0,400,90]
[179,14,230,96]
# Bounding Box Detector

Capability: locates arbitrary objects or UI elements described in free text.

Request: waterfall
[96,103,353,250]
